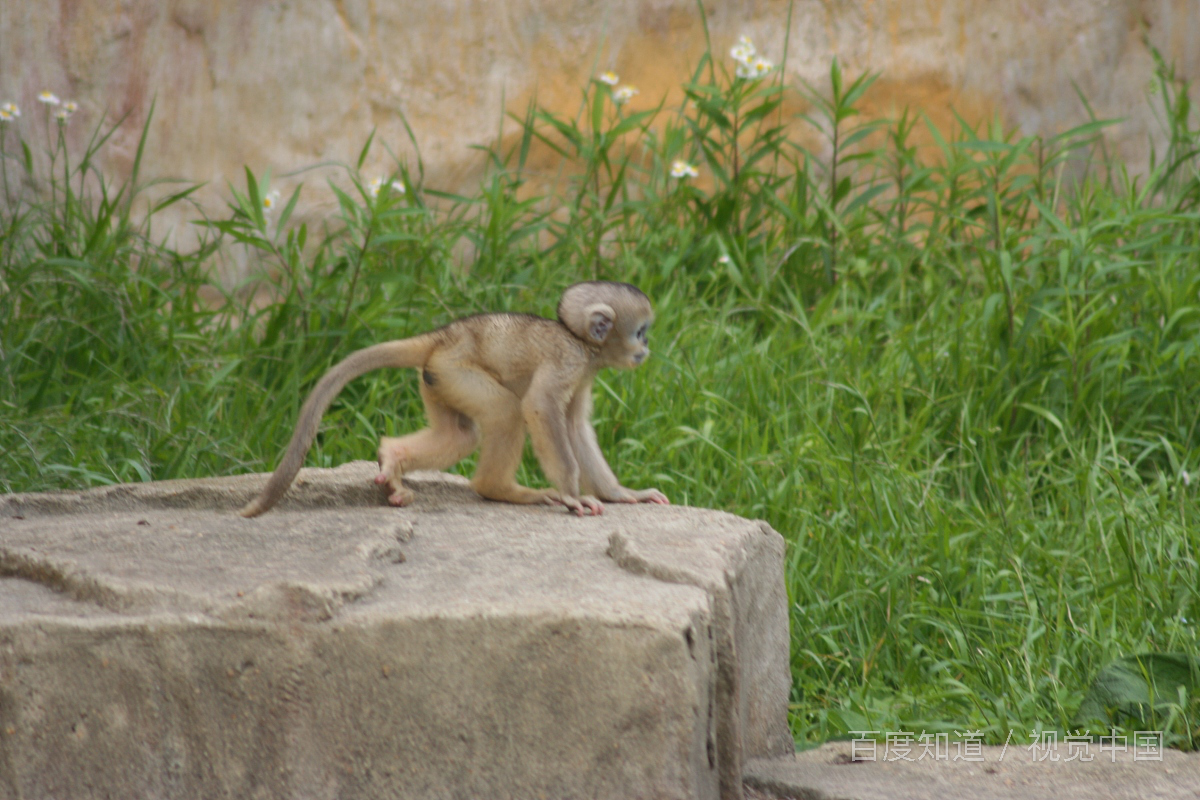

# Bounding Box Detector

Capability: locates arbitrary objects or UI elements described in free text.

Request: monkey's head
[558,281,654,369]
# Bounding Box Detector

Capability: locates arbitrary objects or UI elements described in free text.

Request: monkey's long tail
[240,337,437,518]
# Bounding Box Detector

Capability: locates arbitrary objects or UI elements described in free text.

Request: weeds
[3,38,1200,748]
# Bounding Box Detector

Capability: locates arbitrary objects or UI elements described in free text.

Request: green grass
[3,37,1200,749]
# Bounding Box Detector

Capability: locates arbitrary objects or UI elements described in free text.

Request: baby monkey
[240,281,669,517]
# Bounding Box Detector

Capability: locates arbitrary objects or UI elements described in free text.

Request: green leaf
[128,97,155,197]
[829,58,842,100]
[840,123,884,151]
[277,184,303,233]
[608,109,657,140]
[742,98,782,126]
[370,231,421,246]
[1017,403,1065,437]
[1073,654,1200,730]
[696,99,732,131]
[999,249,1014,288]
[206,359,243,391]
[245,167,264,229]
[537,111,585,153]
[833,176,852,206]
[840,72,879,113]
[328,182,361,221]
[1050,118,1120,144]
[150,183,205,216]
[843,182,888,215]
[591,82,605,138]
[357,128,376,171]
[1031,197,1071,237]
[956,140,1014,154]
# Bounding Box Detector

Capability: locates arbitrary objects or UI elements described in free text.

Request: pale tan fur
[240,281,669,517]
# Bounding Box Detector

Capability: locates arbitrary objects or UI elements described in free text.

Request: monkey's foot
[552,494,604,517]
[387,488,414,506]
[373,470,414,506]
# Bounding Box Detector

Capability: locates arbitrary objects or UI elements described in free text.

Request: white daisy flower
[717,254,732,265]
[751,57,774,78]
[62,101,78,114]
[732,35,773,80]
[262,190,281,213]
[730,35,756,65]
[0,109,12,123]
[368,177,405,199]
[38,91,61,106]
[54,108,71,121]
[737,56,774,80]
[613,85,639,105]
[1,102,20,118]
[597,71,619,86]
[670,160,699,179]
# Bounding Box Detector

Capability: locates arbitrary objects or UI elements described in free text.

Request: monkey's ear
[584,303,616,343]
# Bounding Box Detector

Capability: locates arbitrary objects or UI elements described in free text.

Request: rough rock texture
[744,740,1200,800]
[0,463,791,800]
[2,1,1196,265]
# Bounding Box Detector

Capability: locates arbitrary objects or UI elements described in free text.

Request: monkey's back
[428,313,591,397]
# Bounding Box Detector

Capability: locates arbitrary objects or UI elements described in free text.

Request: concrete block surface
[0,463,791,800]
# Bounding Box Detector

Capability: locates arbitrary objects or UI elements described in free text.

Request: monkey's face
[609,312,653,370]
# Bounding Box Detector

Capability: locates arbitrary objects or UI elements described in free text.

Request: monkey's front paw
[580,495,604,515]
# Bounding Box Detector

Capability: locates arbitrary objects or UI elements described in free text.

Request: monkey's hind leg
[375,382,479,505]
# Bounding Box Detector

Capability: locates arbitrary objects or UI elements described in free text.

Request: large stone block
[0,463,791,799]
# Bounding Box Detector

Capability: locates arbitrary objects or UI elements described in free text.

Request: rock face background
[2,1,1197,255]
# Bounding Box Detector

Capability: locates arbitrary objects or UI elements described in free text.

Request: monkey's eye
[636,324,648,342]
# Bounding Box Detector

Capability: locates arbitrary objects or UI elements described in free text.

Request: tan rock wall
[2,1,1197,248]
